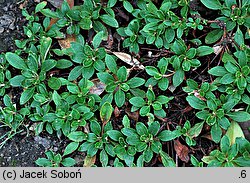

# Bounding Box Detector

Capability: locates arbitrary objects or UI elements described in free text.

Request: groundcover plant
[0,0,250,167]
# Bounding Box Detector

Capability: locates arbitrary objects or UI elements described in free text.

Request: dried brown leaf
[125,108,139,122]
[58,34,76,49]
[114,107,121,118]
[89,79,106,95]
[19,0,29,9]
[46,0,74,30]
[213,45,223,55]
[83,155,96,167]
[201,133,213,141]
[194,90,206,101]
[112,52,145,69]
[174,140,190,163]
[47,0,74,8]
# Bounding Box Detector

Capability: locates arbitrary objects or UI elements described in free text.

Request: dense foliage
[0,0,250,167]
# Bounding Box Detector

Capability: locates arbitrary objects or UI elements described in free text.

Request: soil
[0,0,84,167]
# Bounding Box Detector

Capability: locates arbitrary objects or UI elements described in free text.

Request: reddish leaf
[114,106,121,118]
[46,0,74,30]
[83,155,96,167]
[47,0,74,8]
[89,79,106,95]
[125,108,139,121]
[174,140,190,163]
[58,34,76,49]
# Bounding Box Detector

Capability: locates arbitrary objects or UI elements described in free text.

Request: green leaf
[196,46,214,56]
[35,1,47,13]
[171,39,186,55]
[48,77,61,90]
[35,158,52,167]
[219,73,235,84]
[63,142,79,156]
[220,135,230,154]
[20,87,35,105]
[56,59,73,69]
[129,97,145,107]
[146,87,155,102]
[90,121,101,136]
[148,122,160,136]
[79,18,92,30]
[205,29,223,44]
[5,52,27,70]
[40,37,52,62]
[211,123,222,143]
[67,131,87,142]
[136,122,148,136]
[97,72,114,84]
[107,130,123,141]
[190,155,201,167]
[208,66,228,76]
[140,106,150,116]
[158,77,169,91]
[127,77,145,88]
[9,75,25,87]
[227,111,250,122]
[158,130,182,141]
[117,66,128,82]
[188,122,204,138]
[143,148,153,163]
[186,96,206,110]
[123,1,133,13]
[145,66,159,76]
[114,89,125,107]
[67,83,79,94]
[68,66,82,81]
[100,102,113,123]
[105,54,117,73]
[173,69,184,87]
[100,14,118,28]
[3,95,12,107]
[100,150,108,167]
[160,150,176,167]
[41,9,59,18]
[226,121,245,145]
[61,157,76,167]
[233,157,250,167]
[200,0,222,10]
[108,0,117,7]
[92,31,104,49]
[41,59,56,72]
[52,91,61,106]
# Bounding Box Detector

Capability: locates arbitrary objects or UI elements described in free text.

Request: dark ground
[0,0,85,167]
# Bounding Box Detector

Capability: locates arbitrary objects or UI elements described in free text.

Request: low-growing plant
[0,54,11,96]
[0,95,29,148]
[106,115,181,166]
[201,0,250,46]
[1,0,249,168]
[202,135,250,167]
[117,19,145,53]
[169,39,214,87]
[186,89,250,142]
[6,37,56,105]
[39,0,119,36]
[98,55,145,107]
[129,86,173,118]
[35,150,76,167]
[67,38,106,80]
[208,52,250,102]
